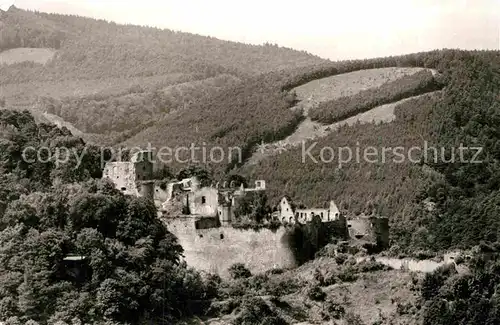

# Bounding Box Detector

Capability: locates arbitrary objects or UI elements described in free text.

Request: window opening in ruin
[201,196,206,204]
[220,234,224,239]
[199,234,203,238]
[121,187,126,191]
[321,212,324,218]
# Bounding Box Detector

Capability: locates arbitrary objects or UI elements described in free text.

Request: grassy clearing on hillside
[42,112,84,138]
[310,70,444,123]
[0,47,56,65]
[293,67,427,103]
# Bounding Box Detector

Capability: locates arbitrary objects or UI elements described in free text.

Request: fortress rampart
[164,217,298,277]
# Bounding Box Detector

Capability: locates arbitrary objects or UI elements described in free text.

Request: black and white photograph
[0,0,498,324]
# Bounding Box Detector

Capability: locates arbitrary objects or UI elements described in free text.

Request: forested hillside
[3,5,500,324]
[127,49,498,255]
[239,50,500,253]
[0,6,326,143]
[0,110,218,324]
[0,6,324,79]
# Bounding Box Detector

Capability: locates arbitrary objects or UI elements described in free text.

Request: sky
[2,0,499,60]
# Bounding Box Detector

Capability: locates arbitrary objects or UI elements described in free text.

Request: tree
[234,192,269,223]
[176,166,212,187]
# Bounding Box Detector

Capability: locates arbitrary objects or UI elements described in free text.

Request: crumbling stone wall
[188,187,218,217]
[103,162,140,196]
[102,151,153,197]
[165,217,297,277]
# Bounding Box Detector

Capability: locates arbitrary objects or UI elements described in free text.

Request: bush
[337,267,358,283]
[396,302,414,315]
[344,312,366,325]
[421,264,456,301]
[263,276,302,296]
[233,296,286,325]
[229,263,252,279]
[414,250,437,260]
[316,243,337,258]
[335,253,349,265]
[246,273,269,293]
[355,259,392,272]
[261,316,288,325]
[202,273,222,299]
[323,272,338,286]
[207,299,239,317]
[322,299,346,320]
[221,280,248,299]
[265,268,284,275]
[306,284,326,301]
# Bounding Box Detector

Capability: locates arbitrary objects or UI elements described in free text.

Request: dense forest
[239,50,500,253]
[248,50,500,250]
[421,244,500,325]
[39,74,241,135]
[0,110,220,324]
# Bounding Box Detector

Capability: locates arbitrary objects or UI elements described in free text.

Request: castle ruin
[102,151,389,276]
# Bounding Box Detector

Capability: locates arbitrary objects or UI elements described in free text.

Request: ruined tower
[102,150,153,196]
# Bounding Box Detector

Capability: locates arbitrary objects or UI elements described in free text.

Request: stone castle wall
[164,217,298,277]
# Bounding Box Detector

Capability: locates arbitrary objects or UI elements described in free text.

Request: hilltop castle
[102,150,389,276]
[102,150,342,226]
